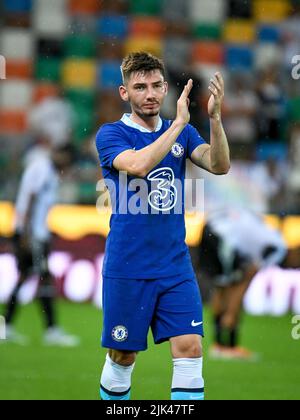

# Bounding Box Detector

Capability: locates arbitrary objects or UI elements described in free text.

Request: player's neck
[130,112,160,132]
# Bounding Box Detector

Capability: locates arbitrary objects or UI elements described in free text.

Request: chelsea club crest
[171,143,184,158]
[112,325,128,342]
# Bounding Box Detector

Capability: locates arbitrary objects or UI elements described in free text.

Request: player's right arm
[113,80,193,178]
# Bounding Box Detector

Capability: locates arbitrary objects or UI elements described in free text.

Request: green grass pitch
[0,301,299,400]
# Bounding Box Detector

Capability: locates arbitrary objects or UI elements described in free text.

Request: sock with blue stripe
[171,358,205,401]
[100,354,135,400]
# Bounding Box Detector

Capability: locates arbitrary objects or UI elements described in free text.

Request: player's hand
[208,72,224,119]
[175,79,193,126]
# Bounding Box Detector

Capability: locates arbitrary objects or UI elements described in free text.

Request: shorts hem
[154,330,204,345]
[101,342,148,352]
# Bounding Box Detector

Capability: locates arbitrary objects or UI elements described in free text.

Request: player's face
[120,70,168,118]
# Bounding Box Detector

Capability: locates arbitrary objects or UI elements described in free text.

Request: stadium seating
[6,61,32,79]
[0,80,33,110]
[34,83,60,104]
[0,0,298,141]
[70,15,98,35]
[3,0,32,13]
[38,39,63,58]
[163,38,192,70]
[189,0,226,23]
[0,28,34,60]
[253,0,291,22]
[0,28,33,80]
[192,42,225,65]
[0,110,28,134]
[129,0,162,16]
[65,89,96,110]
[255,43,283,69]
[161,0,187,22]
[98,60,123,90]
[63,35,97,59]
[223,19,256,44]
[97,15,129,39]
[35,58,61,83]
[130,17,164,38]
[258,25,281,43]
[62,59,97,89]
[288,98,300,123]
[226,45,254,70]
[0,0,300,212]
[228,0,252,18]
[124,37,163,57]
[193,23,222,41]
[69,0,101,15]
[72,104,95,144]
[32,0,69,38]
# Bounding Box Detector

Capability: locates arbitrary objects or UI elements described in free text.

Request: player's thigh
[102,277,158,352]
[170,334,203,359]
[152,275,204,345]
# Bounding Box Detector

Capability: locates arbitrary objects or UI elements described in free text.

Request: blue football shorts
[101,272,204,351]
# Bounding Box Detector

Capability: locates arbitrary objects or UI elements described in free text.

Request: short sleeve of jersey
[186,124,206,159]
[96,124,133,170]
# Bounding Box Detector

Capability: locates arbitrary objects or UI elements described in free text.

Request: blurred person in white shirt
[3,145,79,347]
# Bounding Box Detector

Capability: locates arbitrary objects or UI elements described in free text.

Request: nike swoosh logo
[191,321,203,327]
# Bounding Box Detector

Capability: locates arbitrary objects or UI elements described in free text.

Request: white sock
[100,354,135,400]
[171,358,205,400]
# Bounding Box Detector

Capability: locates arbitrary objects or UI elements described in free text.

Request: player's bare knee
[172,337,203,359]
[188,341,202,358]
[109,349,137,366]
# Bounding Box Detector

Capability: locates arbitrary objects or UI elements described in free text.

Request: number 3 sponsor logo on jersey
[147,167,178,212]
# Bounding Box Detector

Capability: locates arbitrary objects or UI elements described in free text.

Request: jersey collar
[121,114,163,133]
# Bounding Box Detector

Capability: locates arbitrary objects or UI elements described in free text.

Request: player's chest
[132,135,187,170]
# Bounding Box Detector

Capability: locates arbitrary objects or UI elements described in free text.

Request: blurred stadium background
[0,0,300,400]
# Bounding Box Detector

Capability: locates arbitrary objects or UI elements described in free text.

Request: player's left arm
[191,72,230,175]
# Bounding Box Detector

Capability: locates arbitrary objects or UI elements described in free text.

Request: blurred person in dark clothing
[198,208,288,361]
[256,67,287,143]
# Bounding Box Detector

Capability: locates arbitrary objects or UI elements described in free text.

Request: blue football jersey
[96,114,206,279]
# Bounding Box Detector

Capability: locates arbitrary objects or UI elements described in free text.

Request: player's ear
[164,81,169,95]
[119,85,129,102]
